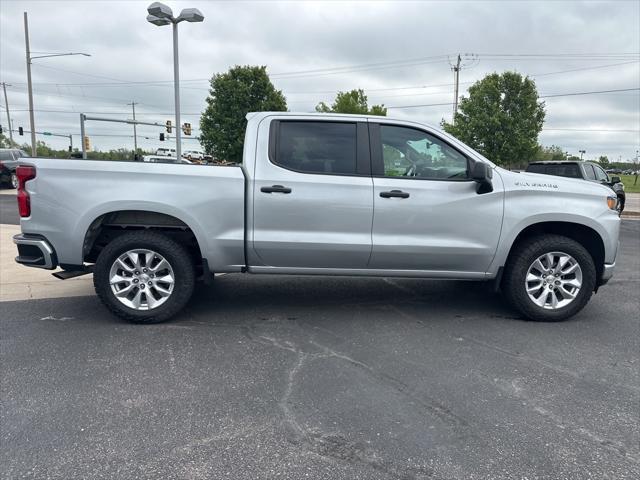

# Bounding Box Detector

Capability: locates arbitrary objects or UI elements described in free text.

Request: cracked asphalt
[1,221,639,479]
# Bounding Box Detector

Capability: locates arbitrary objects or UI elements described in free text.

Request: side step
[52,266,93,280]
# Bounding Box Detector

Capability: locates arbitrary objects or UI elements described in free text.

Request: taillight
[16,165,36,218]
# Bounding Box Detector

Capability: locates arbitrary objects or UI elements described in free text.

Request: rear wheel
[94,231,195,323]
[502,235,596,321]
[10,172,18,189]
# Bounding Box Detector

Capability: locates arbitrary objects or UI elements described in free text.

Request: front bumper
[13,234,57,270]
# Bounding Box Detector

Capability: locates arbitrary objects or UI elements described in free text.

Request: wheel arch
[502,221,605,284]
[82,209,205,269]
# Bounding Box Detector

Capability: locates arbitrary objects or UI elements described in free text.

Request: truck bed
[20,158,246,271]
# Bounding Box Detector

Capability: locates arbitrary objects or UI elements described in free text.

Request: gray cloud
[1,0,638,160]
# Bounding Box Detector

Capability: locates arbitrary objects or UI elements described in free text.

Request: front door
[251,119,373,269]
[368,123,504,274]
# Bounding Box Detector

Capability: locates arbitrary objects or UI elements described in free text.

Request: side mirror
[471,162,493,194]
[610,176,621,184]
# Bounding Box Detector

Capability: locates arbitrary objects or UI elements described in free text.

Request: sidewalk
[623,193,640,216]
[0,224,94,302]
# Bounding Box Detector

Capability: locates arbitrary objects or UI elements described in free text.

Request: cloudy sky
[1,0,639,161]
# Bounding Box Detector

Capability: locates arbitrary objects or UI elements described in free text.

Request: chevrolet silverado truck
[13,112,620,323]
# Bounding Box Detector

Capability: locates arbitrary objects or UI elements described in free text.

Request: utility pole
[23,12,36,156]
[1,82,13,145]
[452,54,461,122]
[127,101,138,157]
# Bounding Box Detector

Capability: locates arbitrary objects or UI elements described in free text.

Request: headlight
[607,196,618,210]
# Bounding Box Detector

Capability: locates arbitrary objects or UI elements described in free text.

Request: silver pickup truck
[13,112,620,323]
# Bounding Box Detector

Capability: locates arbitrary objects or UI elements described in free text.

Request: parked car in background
[155,148,176,157]
[526,161,626,213]
[0,148,30,188]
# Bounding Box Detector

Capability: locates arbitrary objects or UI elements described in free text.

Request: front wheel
[94,231,195,323]
[502,235,596,321]
[617,194,625,214]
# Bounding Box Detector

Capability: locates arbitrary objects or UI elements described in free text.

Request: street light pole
[23,11,90,158]
[172,22,182,160]
[23,12,36,156]
[147,2,204,161]
[1,82,13,145]
[128,101,139,156]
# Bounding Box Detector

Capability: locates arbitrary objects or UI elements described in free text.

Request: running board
[52,267,93,280]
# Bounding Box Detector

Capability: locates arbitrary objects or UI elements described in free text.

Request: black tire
[93,231,195,324]
[502,235,596,322]
[617,194,625,214]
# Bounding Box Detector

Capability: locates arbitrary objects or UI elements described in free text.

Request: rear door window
[272,121,357,175]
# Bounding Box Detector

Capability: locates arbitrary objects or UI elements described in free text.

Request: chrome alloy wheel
[109,249,175,310]
[525,251,583,310]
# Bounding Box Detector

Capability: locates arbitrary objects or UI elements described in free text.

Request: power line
[387,87,640,108]
[540,87,640,98]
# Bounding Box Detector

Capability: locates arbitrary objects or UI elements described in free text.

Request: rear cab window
[527,164,581,178]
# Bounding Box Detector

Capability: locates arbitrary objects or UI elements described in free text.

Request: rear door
[251,118,374,269]
[368,122,503,274]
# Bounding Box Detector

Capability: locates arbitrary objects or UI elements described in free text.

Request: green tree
[535,145,567,161]
[200,65,287,163]
[442,72,545,168]
[0,132,16,148]
[598,155,610,168]
[316,89,387,116]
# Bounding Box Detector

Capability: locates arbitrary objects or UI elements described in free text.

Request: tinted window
[528,164,581,178]
[594,165,609,182]
[526,164,545,174]
[0,151,14,161]
[275,121,357,175]
[379,125,468,180]
[583,164,596,180]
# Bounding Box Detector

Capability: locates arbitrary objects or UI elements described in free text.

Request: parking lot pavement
[0,224,94,302]
[0,192,19,226]
[1,220,638,479]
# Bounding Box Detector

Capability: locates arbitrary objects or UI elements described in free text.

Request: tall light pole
[147,2,204,160]
[2,82,13,145]
[128,101,139,158]
[579,149,586,160]
[23,11,90,157]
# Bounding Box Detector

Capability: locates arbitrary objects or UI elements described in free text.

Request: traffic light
[68,145,72,152]
[159,133,165,141]
[165,120,172,133]
[0,125,3,134]
[18,126,24,136]
[183,123,192,136]
[83,136,91,151]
